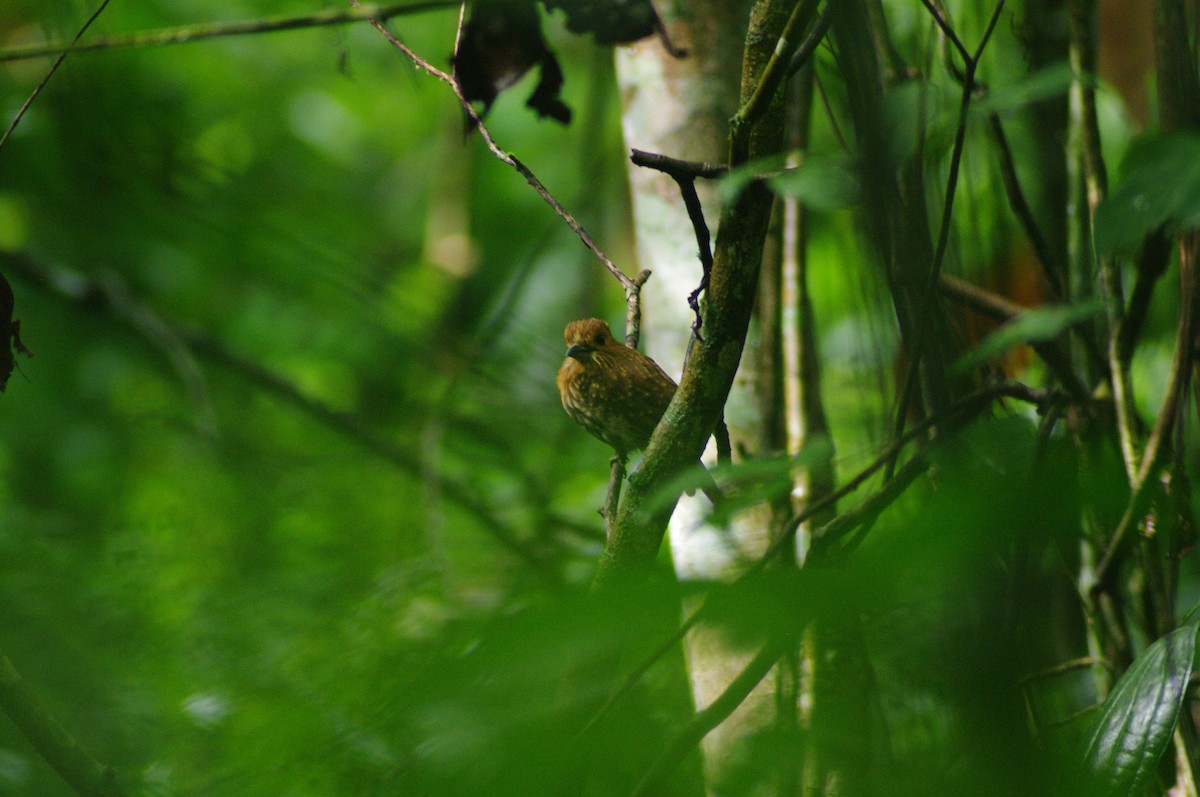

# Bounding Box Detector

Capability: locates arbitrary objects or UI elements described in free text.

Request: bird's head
[562,318,620,365]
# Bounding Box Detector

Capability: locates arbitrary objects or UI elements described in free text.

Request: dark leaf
[453,0,572,126]
[1084,624,1199,796]
[0,271,31,393]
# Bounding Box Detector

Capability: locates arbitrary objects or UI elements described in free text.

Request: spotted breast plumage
[556,318,719,501]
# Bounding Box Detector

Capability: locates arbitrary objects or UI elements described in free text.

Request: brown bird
[556,318,719,502]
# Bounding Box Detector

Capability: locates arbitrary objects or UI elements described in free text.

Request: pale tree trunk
[615,2,778,791]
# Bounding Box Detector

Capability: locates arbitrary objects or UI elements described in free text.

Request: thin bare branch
[888,0,1005,468]
[346,0,639,297]
[765,380,1052,569]
[986,114,1062,297]
[602,455,627,539]
[785,0,836,79]
[577,598,708,741]
[0,0,113,151]
[629,149,728,180]
[921,0,1007,303]
[920,0,969,63]
[1019,656,1110,686]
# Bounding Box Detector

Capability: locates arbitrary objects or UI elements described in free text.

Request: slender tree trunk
[615,2,783,791]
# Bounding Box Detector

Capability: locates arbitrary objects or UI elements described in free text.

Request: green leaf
[643,441,835,521]
[719,153,860,211]
[1093,133,1200,255]
[717,153,788,206]
[1084,624,1199,797]
[765,154,860,211]
[951,299,1104,376]
[973,61,1075,117]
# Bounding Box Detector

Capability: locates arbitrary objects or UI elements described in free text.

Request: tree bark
[612,0,788,790]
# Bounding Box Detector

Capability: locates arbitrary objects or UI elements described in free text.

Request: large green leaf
[1093,133,1200,255]
[1084,623,1199,796]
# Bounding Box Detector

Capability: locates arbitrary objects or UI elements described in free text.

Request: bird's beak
[565,343,592,362]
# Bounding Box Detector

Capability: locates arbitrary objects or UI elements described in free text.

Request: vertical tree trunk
[615,2,780,791]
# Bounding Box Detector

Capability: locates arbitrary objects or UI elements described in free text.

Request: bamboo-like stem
[1068,0,1140,482]
[1094,241,1200,583]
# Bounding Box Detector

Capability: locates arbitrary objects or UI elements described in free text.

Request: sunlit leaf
[1084,624,1199,796]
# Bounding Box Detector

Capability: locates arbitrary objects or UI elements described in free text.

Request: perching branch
[595,0,793,585]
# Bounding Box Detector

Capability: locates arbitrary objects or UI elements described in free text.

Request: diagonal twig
[0,0,113,152]
[346,0,642,312]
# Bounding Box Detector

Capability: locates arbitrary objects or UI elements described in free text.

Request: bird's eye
[596,334,607,346]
